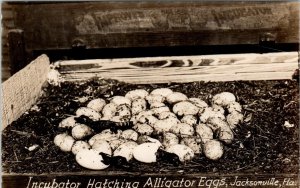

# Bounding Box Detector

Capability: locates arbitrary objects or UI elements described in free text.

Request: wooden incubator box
[1,2,299,188]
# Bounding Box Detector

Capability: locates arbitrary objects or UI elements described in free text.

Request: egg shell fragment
[58,116,77,129]
[76,107,102,121]
[137,135,161,145]
[166,92,188,104]
[71,123,94,140]
[173,101,199,116]
[113,141,138,161]
[75,149,109,170]
[92,140,112,155]
[166,144,195,162]
[150,88,173,97]
[72,141,91,155]
[87,98,106,112]
[125,89,149,100]
[203,140,224,160]
[133,143,160,163]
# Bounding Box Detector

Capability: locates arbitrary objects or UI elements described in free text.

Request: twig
[235,161,259,171]
[13,147,19,162]
[11,130,32,136]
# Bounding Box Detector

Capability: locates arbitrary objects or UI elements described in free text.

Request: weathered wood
[8,29,27,75]
[1,55,50,130]
[57,52,299,84]
[12,2,299,50]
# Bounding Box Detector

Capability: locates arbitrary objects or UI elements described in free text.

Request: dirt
[2,79,299,174]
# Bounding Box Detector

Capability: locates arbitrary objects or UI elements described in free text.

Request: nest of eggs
[2,79,299,174]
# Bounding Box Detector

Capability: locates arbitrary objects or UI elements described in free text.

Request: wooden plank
[1,55,50,130]
[56,52,299,84]
[12,2,299,50]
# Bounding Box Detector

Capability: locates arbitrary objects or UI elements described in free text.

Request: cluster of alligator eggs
[54,88,243,170]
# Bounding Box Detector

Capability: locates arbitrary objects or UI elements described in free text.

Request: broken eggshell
[75,149,109,170]
[133,143,161,163]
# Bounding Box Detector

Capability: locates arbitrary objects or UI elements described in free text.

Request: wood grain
[11,2,299,50]
[57,52,299,84]
[1,55,50,130]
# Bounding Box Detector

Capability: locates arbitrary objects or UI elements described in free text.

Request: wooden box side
[1,54,50,130]
[57,52,299,84]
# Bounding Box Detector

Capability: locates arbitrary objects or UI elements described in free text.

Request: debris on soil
[2,79,299,174]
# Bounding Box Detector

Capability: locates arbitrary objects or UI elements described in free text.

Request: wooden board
[56,52,299,84]
[1,54,50,130]
[11,2,299,50]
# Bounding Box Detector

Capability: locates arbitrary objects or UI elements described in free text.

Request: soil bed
[2,79,299,174]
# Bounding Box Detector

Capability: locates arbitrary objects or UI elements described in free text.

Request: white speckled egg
[58,116,77,129]
[71,123,94,140]
[113,141,138,161]
[203,140,224,160]
[71,141,91,155]
[87,98,106,113]
[76,107,102,121]
[91,140,112,155]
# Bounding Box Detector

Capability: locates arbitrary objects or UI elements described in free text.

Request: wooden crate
[1,1,299,187]
[2,52,299,188]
